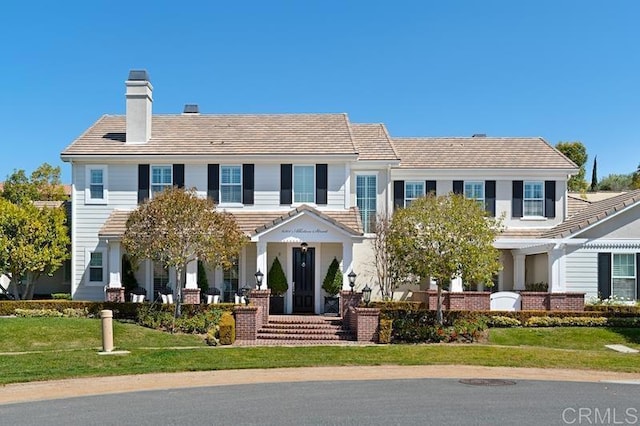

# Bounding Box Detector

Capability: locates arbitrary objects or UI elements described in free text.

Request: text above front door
[293,247,315,313]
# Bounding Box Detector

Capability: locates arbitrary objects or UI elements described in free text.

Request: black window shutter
[545,180,556,218]
[207,164,219,203]
[242,164,254,205]
[280,164,292,205]
[636,253,640,302]
[173,164,184,188]
[485,180,496,217]
[426,180,436,196]
[597,253,612,300]
[316,164,328,205]
[393,180,404,209]
[137,164,149,203]
[452,180,463,195]
[512,181,523,218]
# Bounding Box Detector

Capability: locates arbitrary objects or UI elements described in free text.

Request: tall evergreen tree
[589,156,598,192]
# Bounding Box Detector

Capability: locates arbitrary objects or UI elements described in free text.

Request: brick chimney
[125,70,153,144]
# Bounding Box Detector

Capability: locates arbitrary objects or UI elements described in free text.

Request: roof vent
[127,70,150,81]
[472,133,487,138]
[183,104,200,114]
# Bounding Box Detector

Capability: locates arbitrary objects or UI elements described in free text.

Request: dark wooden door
[293,247,315,313]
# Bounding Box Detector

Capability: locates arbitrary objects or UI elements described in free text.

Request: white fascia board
[390,168,576,180]
[60,154,359,164]
[351,160,400,170]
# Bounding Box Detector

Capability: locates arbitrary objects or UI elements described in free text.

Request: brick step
[267,317,341,326]
[257,332,353,341]
[261,323,340,331]
[259,327,350,336]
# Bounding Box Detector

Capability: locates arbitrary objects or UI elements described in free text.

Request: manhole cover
[459,379,516,386]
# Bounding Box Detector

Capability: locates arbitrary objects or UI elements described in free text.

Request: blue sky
[1,1,638,183]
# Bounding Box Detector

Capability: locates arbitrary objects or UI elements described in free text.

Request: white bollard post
[101,309,114,352]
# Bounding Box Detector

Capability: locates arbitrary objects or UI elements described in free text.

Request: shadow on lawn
[607,327,640,345]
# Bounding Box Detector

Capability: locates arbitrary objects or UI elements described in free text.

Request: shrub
[136,304,223,334]
[322,257,343,296]
[378,318,392,344]
[51,293,72,300]
[267,257,288,296]
[62,307,89,318]
[14,308,63,317]
[487,315,522,328]
[219,312,235,345]
[205,325,220,346]
[524,282,548,292]
[197,260,209,293]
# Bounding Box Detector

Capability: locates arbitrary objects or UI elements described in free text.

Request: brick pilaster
[249,289,271,324]
[234,305,259,341]
[355,307,380,343]
[340,290,362,329]
[182,288,200,304]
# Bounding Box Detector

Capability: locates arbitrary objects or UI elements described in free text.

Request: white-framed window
[293,165,315,203]
[356,174,377,233]
[151,165,172,197]
[220,165,242,204]
[86,249,106,285]
[524,181,544,217]
[405,181,425,207]
[612,253,637,300]
[85,165,108,204]
[464,181,484,206]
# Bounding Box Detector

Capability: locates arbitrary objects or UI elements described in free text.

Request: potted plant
[322,257,343,315]
[267,257,288,314]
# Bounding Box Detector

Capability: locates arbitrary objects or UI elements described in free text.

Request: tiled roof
[62,114,358,157]
[567,194,592,218]
[350,123,399,161]
[543,189,640,239]
[98,206,363,238]
[498,228,546,239]
[391,137,578,169]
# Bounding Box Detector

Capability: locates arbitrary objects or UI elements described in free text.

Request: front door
[293,247,315,313]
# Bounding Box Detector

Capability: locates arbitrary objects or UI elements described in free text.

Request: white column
[256,241,267,290]
[450,277,463,292]
[107,241,122,288]
[185,259,198,289]
[342,241,354,290]
[513,252,526,291]
[548,245,566,293]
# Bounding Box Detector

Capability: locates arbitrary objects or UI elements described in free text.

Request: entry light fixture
[300,242,308,253]
[254,270,264,289]
[362,284,372,306]
[348,270,357,293]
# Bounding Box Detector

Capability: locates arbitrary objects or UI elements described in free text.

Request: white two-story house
[61,70,640,311]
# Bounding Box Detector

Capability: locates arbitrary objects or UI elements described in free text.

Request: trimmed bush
[219,312,235,345]
[51,293,72,300]
[487,316,522,328]
[267,257,288,296]
[197,260,209,293]
[378,318,393,344]
[14,308,63,318]
[322,257,343,296]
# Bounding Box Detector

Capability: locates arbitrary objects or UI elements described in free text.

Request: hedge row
[0,301,235,320]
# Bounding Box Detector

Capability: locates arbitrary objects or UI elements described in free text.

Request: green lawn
[0,317,638,385]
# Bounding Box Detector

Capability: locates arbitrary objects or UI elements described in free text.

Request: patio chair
[130,287,147,303]
[203,287,221,305]
[157,287,174,304]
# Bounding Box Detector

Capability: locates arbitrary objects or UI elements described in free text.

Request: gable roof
[98,205,363,239]
[62,114,358,157]
[391,137,578,169]
[350,123,400,161]
[543,189,640,239]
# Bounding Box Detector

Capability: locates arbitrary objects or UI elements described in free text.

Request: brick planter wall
[412,291,584,312]
[105,287,124,303]
[354,307,380,343]
[461,292,491,310]
[549,293,586,311]
[234,305,259,341]
[249,289,270,324]
[182,288,200,304]
[520,292,548,310]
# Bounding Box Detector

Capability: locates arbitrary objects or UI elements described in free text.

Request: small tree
[197,260,209,293]
[1,163,67,205]
[388,194,502,324]
[122,187,246,318]
[632,163,640,190]
[589,156,598,192]
[0,200,69,299]
[373,214,418,301]
[556,141,588,192]
[267,257,288,296]
[322,257,343,296]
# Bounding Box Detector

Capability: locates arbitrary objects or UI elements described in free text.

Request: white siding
[327,164,346,208]
[253,164,281,208]
[565,249,598,298]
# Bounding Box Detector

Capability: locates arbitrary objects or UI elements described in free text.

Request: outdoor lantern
[362,284,372,306]
[300,242,308,253]
[348,270,357,293]
[254,270,264,289]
